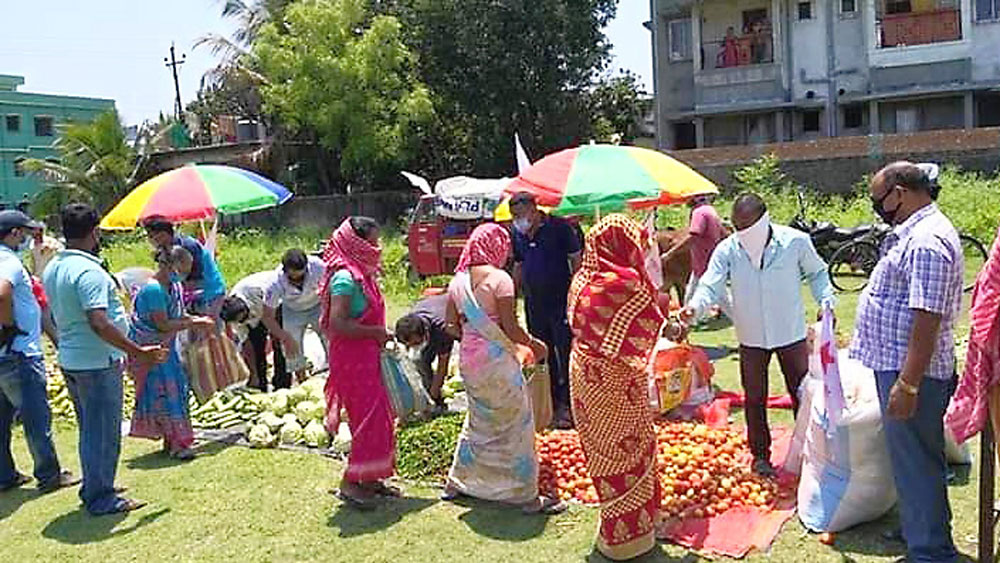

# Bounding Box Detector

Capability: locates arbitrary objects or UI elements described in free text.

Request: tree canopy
[252,0,434,181]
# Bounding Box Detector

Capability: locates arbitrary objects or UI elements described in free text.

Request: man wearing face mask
[220,270,288,391]
[684,193,835,477]
[262,249,327,383]
[510,191,582,429]
[849,162,961,563]
[0,210,80,495]
[394,293,456,413]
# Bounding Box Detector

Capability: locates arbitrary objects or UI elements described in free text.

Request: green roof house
[0,74,115,206]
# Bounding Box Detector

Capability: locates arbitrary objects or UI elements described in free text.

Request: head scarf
[318,218,382,332]
[568,214,664,369]
[455,223,510,272]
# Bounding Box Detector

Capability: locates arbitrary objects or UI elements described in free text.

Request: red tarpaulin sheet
[658,426,797,558]
[715,391,795,410]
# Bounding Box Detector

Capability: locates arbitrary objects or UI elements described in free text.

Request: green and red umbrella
[498,144,718,218]
[100,164,292,229]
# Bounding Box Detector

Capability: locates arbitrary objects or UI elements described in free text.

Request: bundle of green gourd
[189,387,265,430]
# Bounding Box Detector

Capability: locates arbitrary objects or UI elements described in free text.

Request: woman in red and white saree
[568,214,667,560]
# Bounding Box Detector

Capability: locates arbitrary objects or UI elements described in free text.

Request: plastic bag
[648,340,714,415]
[183,332,250,403]
[792,350,896,532]
[380,343,432,420]
[524,362,553,431]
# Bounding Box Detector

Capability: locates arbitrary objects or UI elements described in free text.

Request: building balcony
[695,62,783,108]
[878,7,962,48]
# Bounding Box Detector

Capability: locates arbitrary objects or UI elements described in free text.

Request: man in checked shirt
[849,161,962,563]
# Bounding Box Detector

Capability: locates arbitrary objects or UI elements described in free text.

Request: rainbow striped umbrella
[100,165,292,229]
[502,144,717,217]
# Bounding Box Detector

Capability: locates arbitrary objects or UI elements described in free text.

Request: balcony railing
[878,8,962,48]
[702,34,774,71]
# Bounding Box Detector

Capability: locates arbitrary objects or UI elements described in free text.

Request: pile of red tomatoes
[536,422,789,520]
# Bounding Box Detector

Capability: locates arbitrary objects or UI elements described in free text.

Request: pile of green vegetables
[395,413,464,481]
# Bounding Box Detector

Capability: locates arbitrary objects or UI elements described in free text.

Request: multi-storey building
[0,74,115,204]
[650,0,1000,150]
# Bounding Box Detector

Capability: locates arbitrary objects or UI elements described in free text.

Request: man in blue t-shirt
[143,216,227,316]
[44,204,167,515]
[0,210,79,494]
[510,192,582,429]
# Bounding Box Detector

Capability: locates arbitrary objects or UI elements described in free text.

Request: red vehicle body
[406,193,582,279]
[406,194,510,278]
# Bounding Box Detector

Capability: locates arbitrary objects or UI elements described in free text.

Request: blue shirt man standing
[510,192,582,429]
[44,203,168,515]
[687,193,835,477]
[0,210,79,494]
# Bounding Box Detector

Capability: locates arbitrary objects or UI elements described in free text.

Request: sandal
[522,496,568,515]
[368,481,402,498]
[336,489,377,511]
[112,498,147,514]
[0,472,31,492]
[440,485,463,502]
[170,448,196,461]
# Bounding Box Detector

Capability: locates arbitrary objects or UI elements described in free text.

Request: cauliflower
[248,424,276,448]
[259,412,285,433]
[281,413,299,426]
[294,400,325,425]
[303,420,331,449]
[301,378,326,402]
[332,422,352,454]
[287,386,310,407]
[279,420,304,445]
[269,389,291,416]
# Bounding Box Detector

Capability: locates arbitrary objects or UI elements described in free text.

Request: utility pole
[164,42,186,120]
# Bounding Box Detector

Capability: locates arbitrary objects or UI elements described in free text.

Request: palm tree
[194,0,290,86]
[21,110,135,215]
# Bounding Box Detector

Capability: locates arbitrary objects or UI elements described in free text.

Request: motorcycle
[789,188,872,261]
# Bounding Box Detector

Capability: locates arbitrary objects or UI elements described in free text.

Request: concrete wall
[668,126,1000,192]
[972,18,1000,82]
[230,192,419,231]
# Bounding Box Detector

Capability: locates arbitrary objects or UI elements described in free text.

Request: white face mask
[407,341,427,361]
[736,212,770,269]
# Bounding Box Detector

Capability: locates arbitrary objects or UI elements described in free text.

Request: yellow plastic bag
[649,342,694,414]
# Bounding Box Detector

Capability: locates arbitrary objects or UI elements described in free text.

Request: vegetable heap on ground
[238,378,350,452]
[537,422,788,519]
[47,367,136,421]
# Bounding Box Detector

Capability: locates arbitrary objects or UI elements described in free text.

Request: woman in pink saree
[442,223,565,514]
[320,217,397,509]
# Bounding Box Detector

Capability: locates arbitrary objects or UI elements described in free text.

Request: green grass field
[4,166,999,562]
[0,287,986,562]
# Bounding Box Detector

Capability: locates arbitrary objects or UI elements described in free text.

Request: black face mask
[872,188,901,225]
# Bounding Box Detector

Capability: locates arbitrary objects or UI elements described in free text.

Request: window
[896,106,919,133]
[668,19,692,61]
[977,0,1000,21]
[13,158,25,178]
[798,2,813,20]
[5,115,19,133]
[844,106,864,129]
[886,1,912,15]
[34,116,53,137]
[841,0,857,13]
[803,110,821,132]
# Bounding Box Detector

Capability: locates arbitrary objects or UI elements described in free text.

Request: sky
[0,0,653,126]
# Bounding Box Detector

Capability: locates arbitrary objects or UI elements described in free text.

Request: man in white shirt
[221,271,288,390]
[263,249,327,382]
